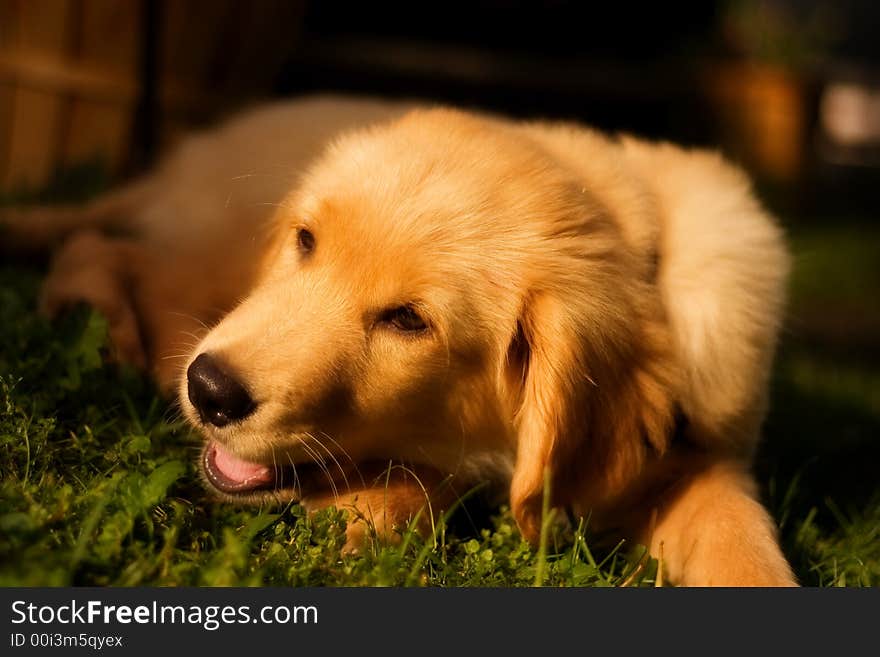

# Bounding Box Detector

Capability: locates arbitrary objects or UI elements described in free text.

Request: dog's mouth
[202,440,297,495]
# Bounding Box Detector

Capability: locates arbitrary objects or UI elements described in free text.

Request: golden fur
[2,95,796,585]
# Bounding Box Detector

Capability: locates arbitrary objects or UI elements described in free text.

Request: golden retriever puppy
[2,95,796,586]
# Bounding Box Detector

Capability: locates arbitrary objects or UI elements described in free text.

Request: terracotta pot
[705,62,806,182]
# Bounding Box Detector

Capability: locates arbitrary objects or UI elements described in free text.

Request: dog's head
[180,108,678,540]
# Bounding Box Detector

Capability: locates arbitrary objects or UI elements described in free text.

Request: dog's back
[620,138,789,453]
[520,121,789,457]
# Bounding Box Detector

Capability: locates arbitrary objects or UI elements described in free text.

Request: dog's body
[3,95,796,585]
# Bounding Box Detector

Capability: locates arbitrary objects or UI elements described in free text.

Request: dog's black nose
[187,353,256,427]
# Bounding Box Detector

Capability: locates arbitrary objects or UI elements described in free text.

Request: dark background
[278,0,879,218]
[5,0,879,217]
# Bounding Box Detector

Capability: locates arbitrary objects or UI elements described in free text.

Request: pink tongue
[212,441,273,486]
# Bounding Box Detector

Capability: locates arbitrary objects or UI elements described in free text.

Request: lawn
[1,184,878,586]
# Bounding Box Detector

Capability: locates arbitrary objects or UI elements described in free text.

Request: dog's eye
[297,228,315,254]
[380,305,428,332]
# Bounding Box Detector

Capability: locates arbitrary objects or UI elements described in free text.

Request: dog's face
[180,109,677,538]
[182,110,534,502]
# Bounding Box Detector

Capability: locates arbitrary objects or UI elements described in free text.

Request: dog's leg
[300,464,462,553]
[41,230,149,368]
[645,460,797,586]
[1,179,155,251]
[41,225,253,394]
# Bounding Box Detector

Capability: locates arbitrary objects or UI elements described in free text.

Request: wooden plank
[162,0,235,84]
[0,0,19,49]
[160,0,236,121]
[224,0,304,94]
[0,50,136,102]
[0,1,17,179]
[63,98,130,170]
[1,0,73,189]
[0,82,13,181]
[3,87,63,188]
[62,0,139,172]
[10,0,73,52]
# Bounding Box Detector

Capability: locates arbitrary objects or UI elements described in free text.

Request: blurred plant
[722,0,843,71]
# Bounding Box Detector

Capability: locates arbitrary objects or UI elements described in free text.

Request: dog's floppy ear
[507,282,678,543]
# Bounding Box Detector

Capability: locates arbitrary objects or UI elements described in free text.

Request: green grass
[0,267,660,587]
[755,223,880,586]
[1,197,878,586]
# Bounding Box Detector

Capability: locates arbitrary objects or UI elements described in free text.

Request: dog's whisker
[227,168,297,183]
[159,352,192,361]
[165,310,213,332]
[306,432,351,483]
[304,432,351,494]
[158,338,202,355]
[252,201,297,211]
[162,405,186,426]
[385,461,436,538]
[440,414,468,483]
[271,447,281,492]
[315,430,356,465]
[317,431,366,489]
[164,340,200,354]
[167,338,202,352]
[299,439,338,503]
[285,452,303,501]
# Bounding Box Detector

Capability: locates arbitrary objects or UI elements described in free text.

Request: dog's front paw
[301,493,411,556]
[41,231,146,368]
[340,519,371,557]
